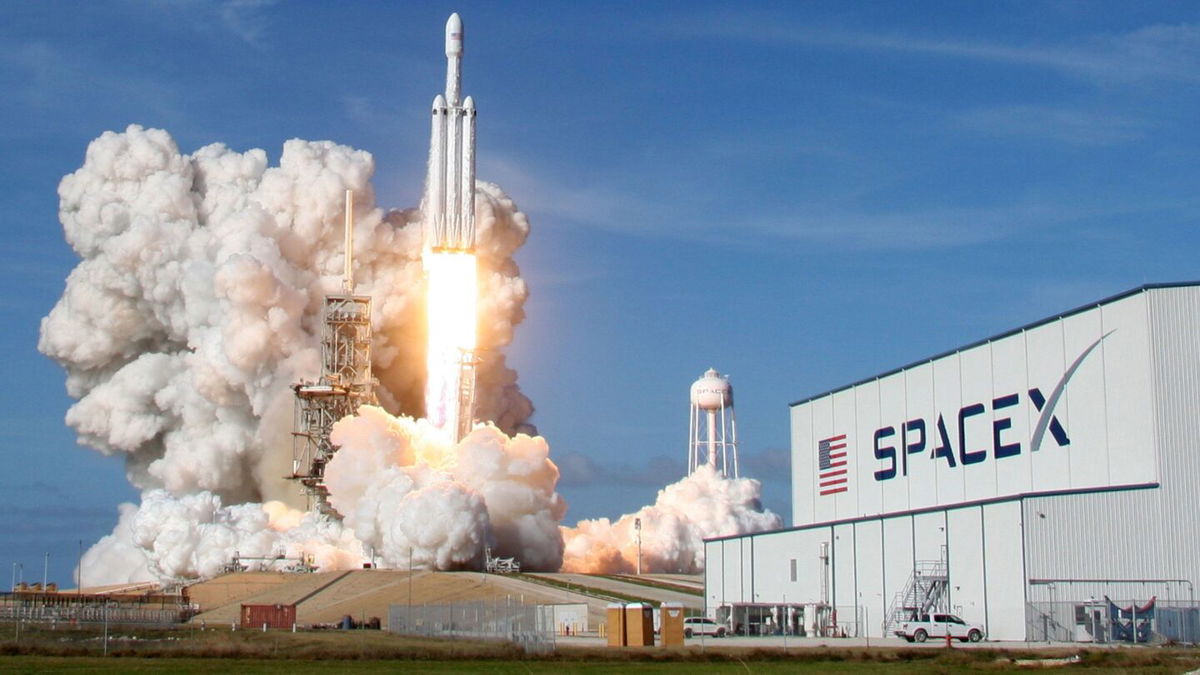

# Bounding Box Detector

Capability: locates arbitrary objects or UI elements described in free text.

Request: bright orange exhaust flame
[424,250,478,438]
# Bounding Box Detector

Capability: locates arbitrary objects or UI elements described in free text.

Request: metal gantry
[288,191,377,517]
[290,294,377,517]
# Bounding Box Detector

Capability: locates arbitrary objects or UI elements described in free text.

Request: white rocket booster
[425,12,476,252]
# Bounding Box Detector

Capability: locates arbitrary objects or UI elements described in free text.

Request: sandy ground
[188,570,612,627]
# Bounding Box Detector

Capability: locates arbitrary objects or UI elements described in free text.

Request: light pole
[634,518,642,575]
[42,553,48,591]
[865,606,869,647]
[1048,583,1057,642]
[408,547,413,633]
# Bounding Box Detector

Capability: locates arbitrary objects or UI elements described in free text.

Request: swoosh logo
[1029,330,1115,454]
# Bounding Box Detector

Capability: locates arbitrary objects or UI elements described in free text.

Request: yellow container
[624,603,655,647]
[605,604,627,647]
[659,602,685,647]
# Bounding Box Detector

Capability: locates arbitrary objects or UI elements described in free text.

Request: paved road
[532,573,704,610]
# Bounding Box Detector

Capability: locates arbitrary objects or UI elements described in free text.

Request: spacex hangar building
[704,283,1200,641]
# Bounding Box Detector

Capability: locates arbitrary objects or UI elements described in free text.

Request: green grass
[6,654,1200,674]
[0,657,946,674]
[3,624,1200,673]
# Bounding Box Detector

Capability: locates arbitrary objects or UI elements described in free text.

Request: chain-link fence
[388,601,555,653]
[1026,599,1200,644]
[0,603,188,626]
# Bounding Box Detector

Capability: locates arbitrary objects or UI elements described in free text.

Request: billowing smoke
[324,406,565,570]
[41,125,538,582]
[560,466,782,574]
[42,125,779,585]
[80,491,363,583]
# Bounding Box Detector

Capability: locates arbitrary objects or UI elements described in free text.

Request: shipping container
[241,603,296,630]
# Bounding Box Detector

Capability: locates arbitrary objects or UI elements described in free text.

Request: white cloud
[668,15,1200,85]
[218,0,278,48]
[477,154,1119,252]
[954,105,1145,146]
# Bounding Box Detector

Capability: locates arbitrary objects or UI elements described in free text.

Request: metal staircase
[884,557,949,634]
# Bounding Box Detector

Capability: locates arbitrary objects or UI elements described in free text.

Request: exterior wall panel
[991,333,1031,498]
[982,501,1026,640]
[905,366,937,511]
[932,354,966,506]
[718,539,743,604]
[881,516,914,632]
[946,506,987,628]
[752,532,802,605]
[832,523,856,611]
[854,519,884,638]
[1024,321,1069,492]
[912,511,946,565]
[852,385,881,519]
[1062,308,1109,489]
[791,404,814,526]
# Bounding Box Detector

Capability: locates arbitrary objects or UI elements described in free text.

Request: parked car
[684,616,727,638]
[895,613,984,643]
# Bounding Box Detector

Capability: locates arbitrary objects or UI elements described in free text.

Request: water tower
[688,368,739,477]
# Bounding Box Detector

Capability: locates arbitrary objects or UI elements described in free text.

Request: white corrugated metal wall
[704,502,1028,639]
[707,284,1200,641]
[1023,286,1200,601]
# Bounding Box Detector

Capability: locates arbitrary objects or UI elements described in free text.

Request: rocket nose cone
[445,13,463,54]
[463,96,474,109]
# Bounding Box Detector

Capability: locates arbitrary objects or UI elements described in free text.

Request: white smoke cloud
[324,406,565,571]
[43,124,779,585]
[42,125,536,584]
[560,465,782,574]
[81,491,364,581]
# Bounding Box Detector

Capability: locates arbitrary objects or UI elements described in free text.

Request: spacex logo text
[871,331,1111,482]
[872,388,1069,481]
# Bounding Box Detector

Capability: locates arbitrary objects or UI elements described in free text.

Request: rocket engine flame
[424,250,478,437]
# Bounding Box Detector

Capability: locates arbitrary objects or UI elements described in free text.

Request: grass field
[0,656,1064,674]
[3,624,1200,673]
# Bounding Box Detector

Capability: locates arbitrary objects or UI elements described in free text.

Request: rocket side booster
[425,12,476,253]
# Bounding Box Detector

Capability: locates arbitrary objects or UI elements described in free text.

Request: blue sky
[2,1,1198,585]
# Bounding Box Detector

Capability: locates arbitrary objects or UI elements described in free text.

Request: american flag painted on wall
[818,434,848,496]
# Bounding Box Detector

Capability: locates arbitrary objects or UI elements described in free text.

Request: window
[789,559,797,582]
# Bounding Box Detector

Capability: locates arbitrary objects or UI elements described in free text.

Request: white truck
[894,613,984,643]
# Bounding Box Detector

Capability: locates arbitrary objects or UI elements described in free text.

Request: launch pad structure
[289,190,378,516]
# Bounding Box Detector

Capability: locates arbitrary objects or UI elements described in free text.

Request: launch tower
[289,190,378,516]
[688,368,739,477]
